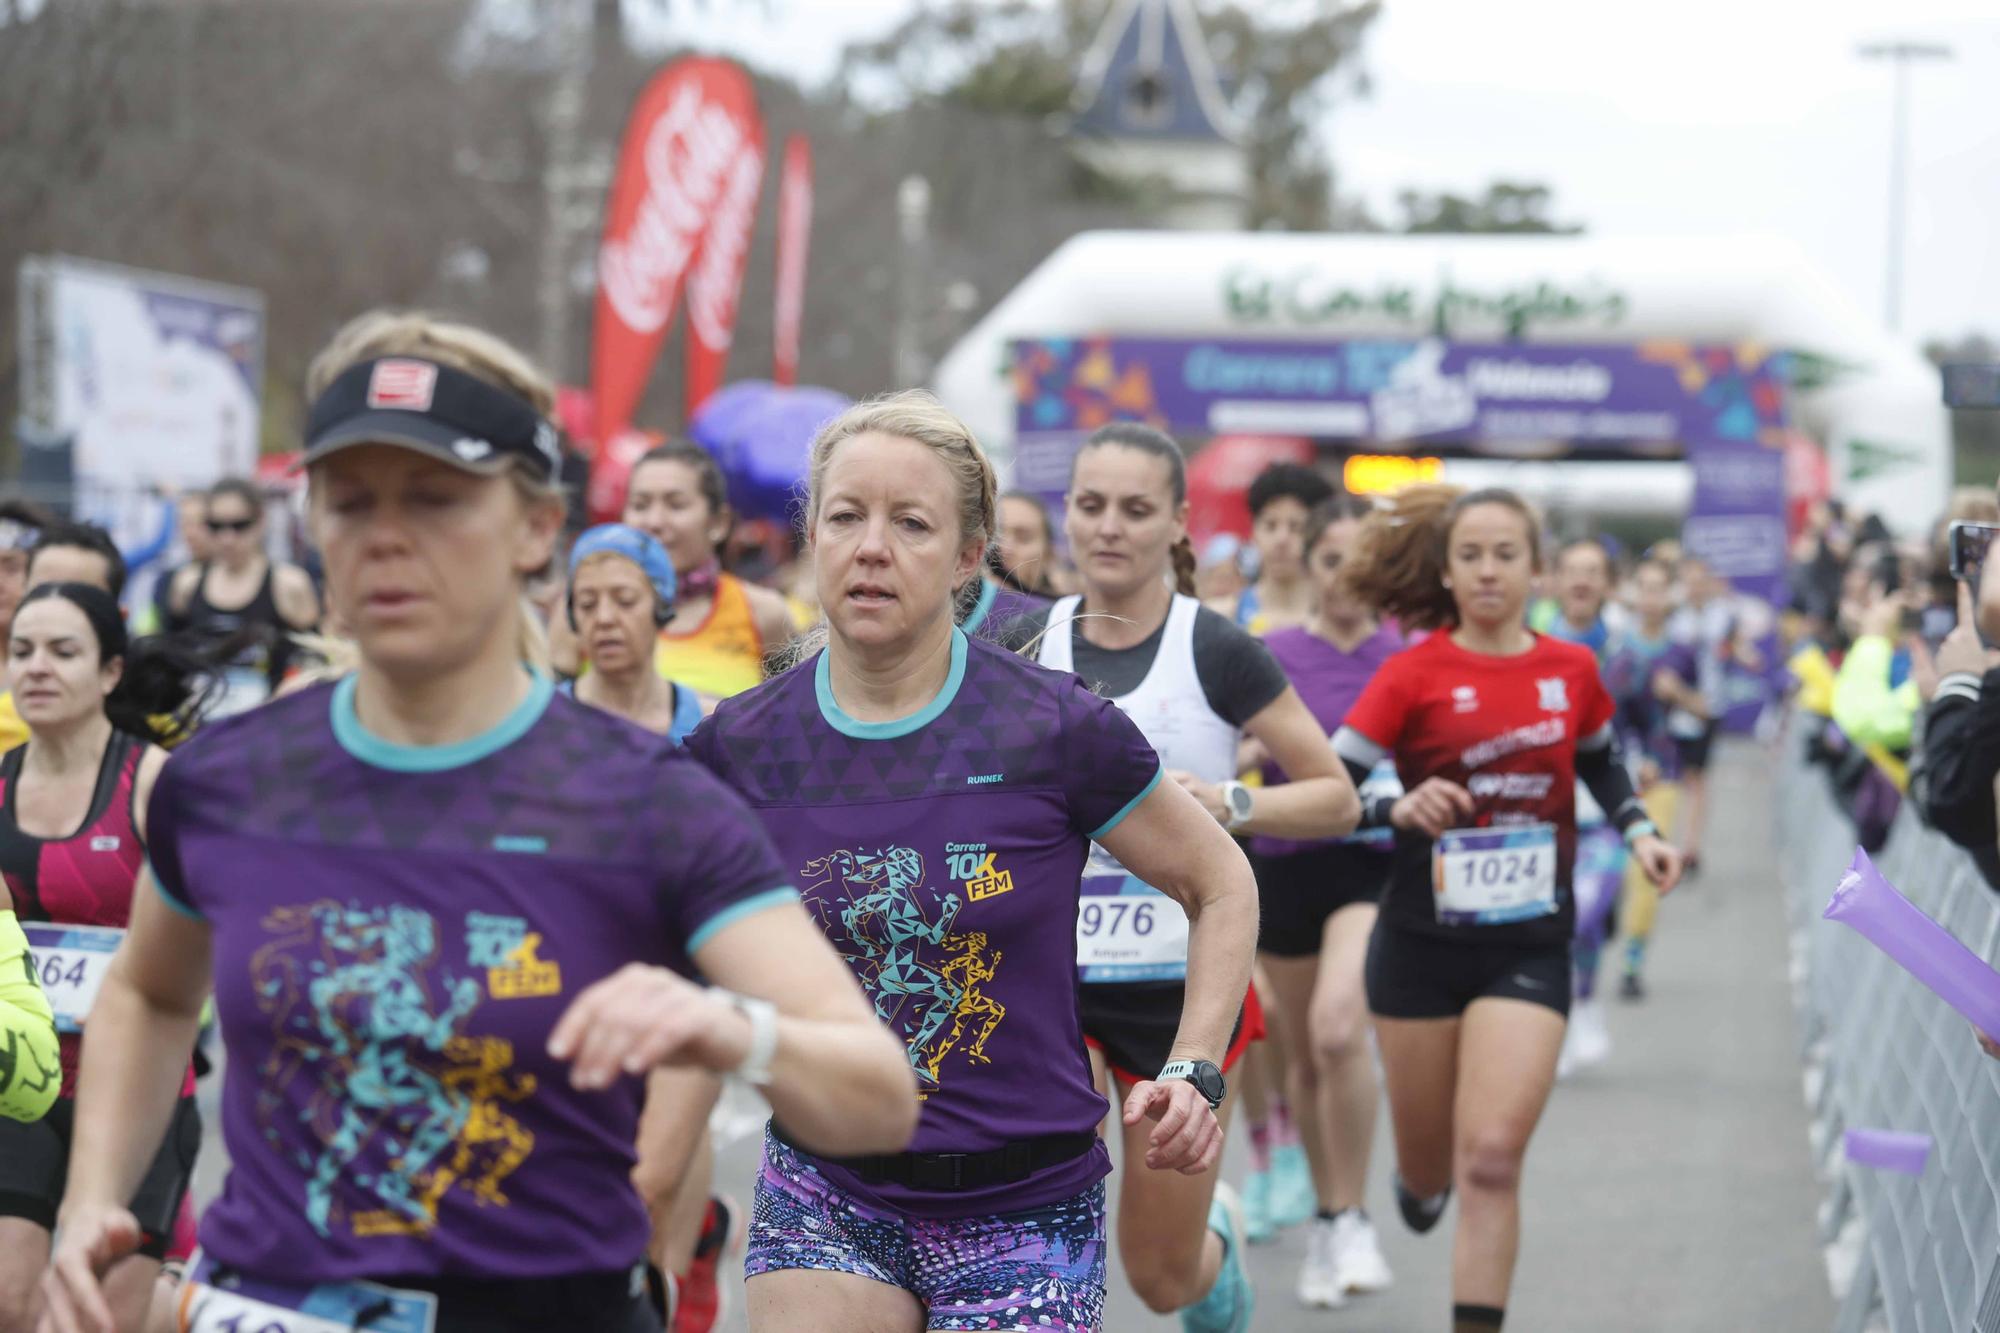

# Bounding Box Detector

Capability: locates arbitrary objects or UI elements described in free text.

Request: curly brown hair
[1340,484,1541,631]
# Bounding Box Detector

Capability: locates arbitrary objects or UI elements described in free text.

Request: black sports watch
[1159,1058,1226,1110]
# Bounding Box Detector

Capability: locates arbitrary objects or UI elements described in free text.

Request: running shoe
[1330,1209,1394,1294]
[1620,970,1646,1002]
[1295,1216,1346,1309]
[1180,1182,1255,1333]
[1268,1142,1316,1228]
[1241,1168,1276,1244]
[1393,1174,1450,1235]
[672,1195,744,1333]
[1570,997,1612,1068]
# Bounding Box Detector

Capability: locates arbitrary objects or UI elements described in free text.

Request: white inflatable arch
[933,230,1949,531]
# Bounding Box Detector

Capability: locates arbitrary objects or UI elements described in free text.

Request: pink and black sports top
[0,730,147,1095]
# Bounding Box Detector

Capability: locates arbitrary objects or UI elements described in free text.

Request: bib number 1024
[1432,824,1559,927]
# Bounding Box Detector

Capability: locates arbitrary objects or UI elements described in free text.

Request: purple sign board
[1012,335,1793,725]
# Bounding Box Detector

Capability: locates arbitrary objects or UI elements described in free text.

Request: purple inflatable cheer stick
[1823,847,2000,1037]
[1844,1128,1931,1176]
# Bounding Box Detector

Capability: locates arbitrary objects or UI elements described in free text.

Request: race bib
[22,923,122,1033]
[1432,824,1559,927]
[180,1260,438,1333]
[1077,877,1190,983]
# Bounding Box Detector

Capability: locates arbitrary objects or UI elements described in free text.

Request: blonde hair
[280,600,552,694]
[805,390,997,562]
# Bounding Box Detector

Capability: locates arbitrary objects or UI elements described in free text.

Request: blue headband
[569,523,677,612]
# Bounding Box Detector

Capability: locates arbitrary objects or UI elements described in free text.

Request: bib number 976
[1078,900,1155,938]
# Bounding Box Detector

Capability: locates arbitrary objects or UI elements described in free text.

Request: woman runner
[1333,485,1681,1333]
[560,520,732,1331]
[1539,538,1626,1076]
[688,393,1259,1333]
[993,491,1063,597]
[0,877,58,1125]
[38,312,915,1333]
[1224,462,1334,635]
[1217,462,1336,1242]
[1598,556,1692,1002]
[0,581,214,1333]
[564,524,703,744]
[1245,497,1401,1310]
[622,442,796,698]
[161,479,320,717]
[1011,424,1359,1333]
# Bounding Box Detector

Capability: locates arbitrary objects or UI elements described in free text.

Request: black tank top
[182,560,294,702]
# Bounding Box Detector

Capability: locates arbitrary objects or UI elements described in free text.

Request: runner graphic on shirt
[803,846,1007,1097]
[250,901,545,1239]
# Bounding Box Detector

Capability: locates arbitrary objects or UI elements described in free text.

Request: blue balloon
[690,383,851,523]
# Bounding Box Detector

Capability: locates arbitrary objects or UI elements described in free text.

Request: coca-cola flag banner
[682,120,767,418]
[772,135,813,387]
[591,57,760,455]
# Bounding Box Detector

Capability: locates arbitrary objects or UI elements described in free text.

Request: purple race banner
[1012,335,1793,726]
[1011,336,1788,453]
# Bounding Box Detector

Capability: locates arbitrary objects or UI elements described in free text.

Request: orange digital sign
[1343,454,1443,494]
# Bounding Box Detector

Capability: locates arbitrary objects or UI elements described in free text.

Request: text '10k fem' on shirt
[145,675,794,1284]
[685,629,1164,1219]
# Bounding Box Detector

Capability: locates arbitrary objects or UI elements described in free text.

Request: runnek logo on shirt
[965,773,1005,785]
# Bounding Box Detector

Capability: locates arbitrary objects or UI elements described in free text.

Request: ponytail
[113,637,220,746]
[1170,536,1198,597]
[1340,484,1541,632]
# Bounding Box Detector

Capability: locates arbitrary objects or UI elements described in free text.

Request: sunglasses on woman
[206,517,256,535]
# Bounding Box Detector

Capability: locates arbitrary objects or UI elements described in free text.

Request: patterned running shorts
[744,1128,1108,1332]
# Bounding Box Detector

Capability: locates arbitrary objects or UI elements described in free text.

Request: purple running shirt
[686,629,1163,1219]
[145,673,794,1283]
[1251,623,1405,858]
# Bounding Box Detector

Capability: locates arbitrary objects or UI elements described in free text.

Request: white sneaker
[1295,1216,1346,1309]
[1570,997,1612,1068]
[1331,1209,1394,1294]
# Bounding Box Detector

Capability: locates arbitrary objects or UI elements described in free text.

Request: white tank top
[1040,591,1240,912]
[1038,593,1240,783]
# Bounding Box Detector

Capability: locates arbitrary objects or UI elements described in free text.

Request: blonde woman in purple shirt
[38,313,915,1333]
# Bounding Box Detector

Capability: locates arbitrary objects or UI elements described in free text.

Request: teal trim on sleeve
[148,861,206,922]
[814,629,968,740]
[686,886,800,956]
[333,670,554,772]
[1089,763,1165,841]
[959,578,998,635]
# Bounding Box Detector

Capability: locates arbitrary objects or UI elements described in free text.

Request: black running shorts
[1251,843,1390,958]
[1364,920,1572,1020]
[0,1095,201,1259]
[1675,719,1720,773]
[1080,981,1255,1084]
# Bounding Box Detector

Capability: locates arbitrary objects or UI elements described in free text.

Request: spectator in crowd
[0,500,55,754]
[1915,540,2000,889]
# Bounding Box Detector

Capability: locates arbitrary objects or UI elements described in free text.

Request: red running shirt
[1342,632,1614,943]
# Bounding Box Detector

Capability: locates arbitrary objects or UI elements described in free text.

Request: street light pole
[1857,40,1952,333]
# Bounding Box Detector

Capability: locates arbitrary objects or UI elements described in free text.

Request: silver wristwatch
[1221,780,1254,831]
[708,986,778,1087]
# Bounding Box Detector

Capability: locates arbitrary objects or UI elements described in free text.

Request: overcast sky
[635,0,2000,348]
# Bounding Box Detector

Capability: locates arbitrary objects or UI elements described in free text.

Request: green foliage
[1396,180,1582,234]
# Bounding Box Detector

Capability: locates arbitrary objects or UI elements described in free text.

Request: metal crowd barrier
[1778,720,2000,1332]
